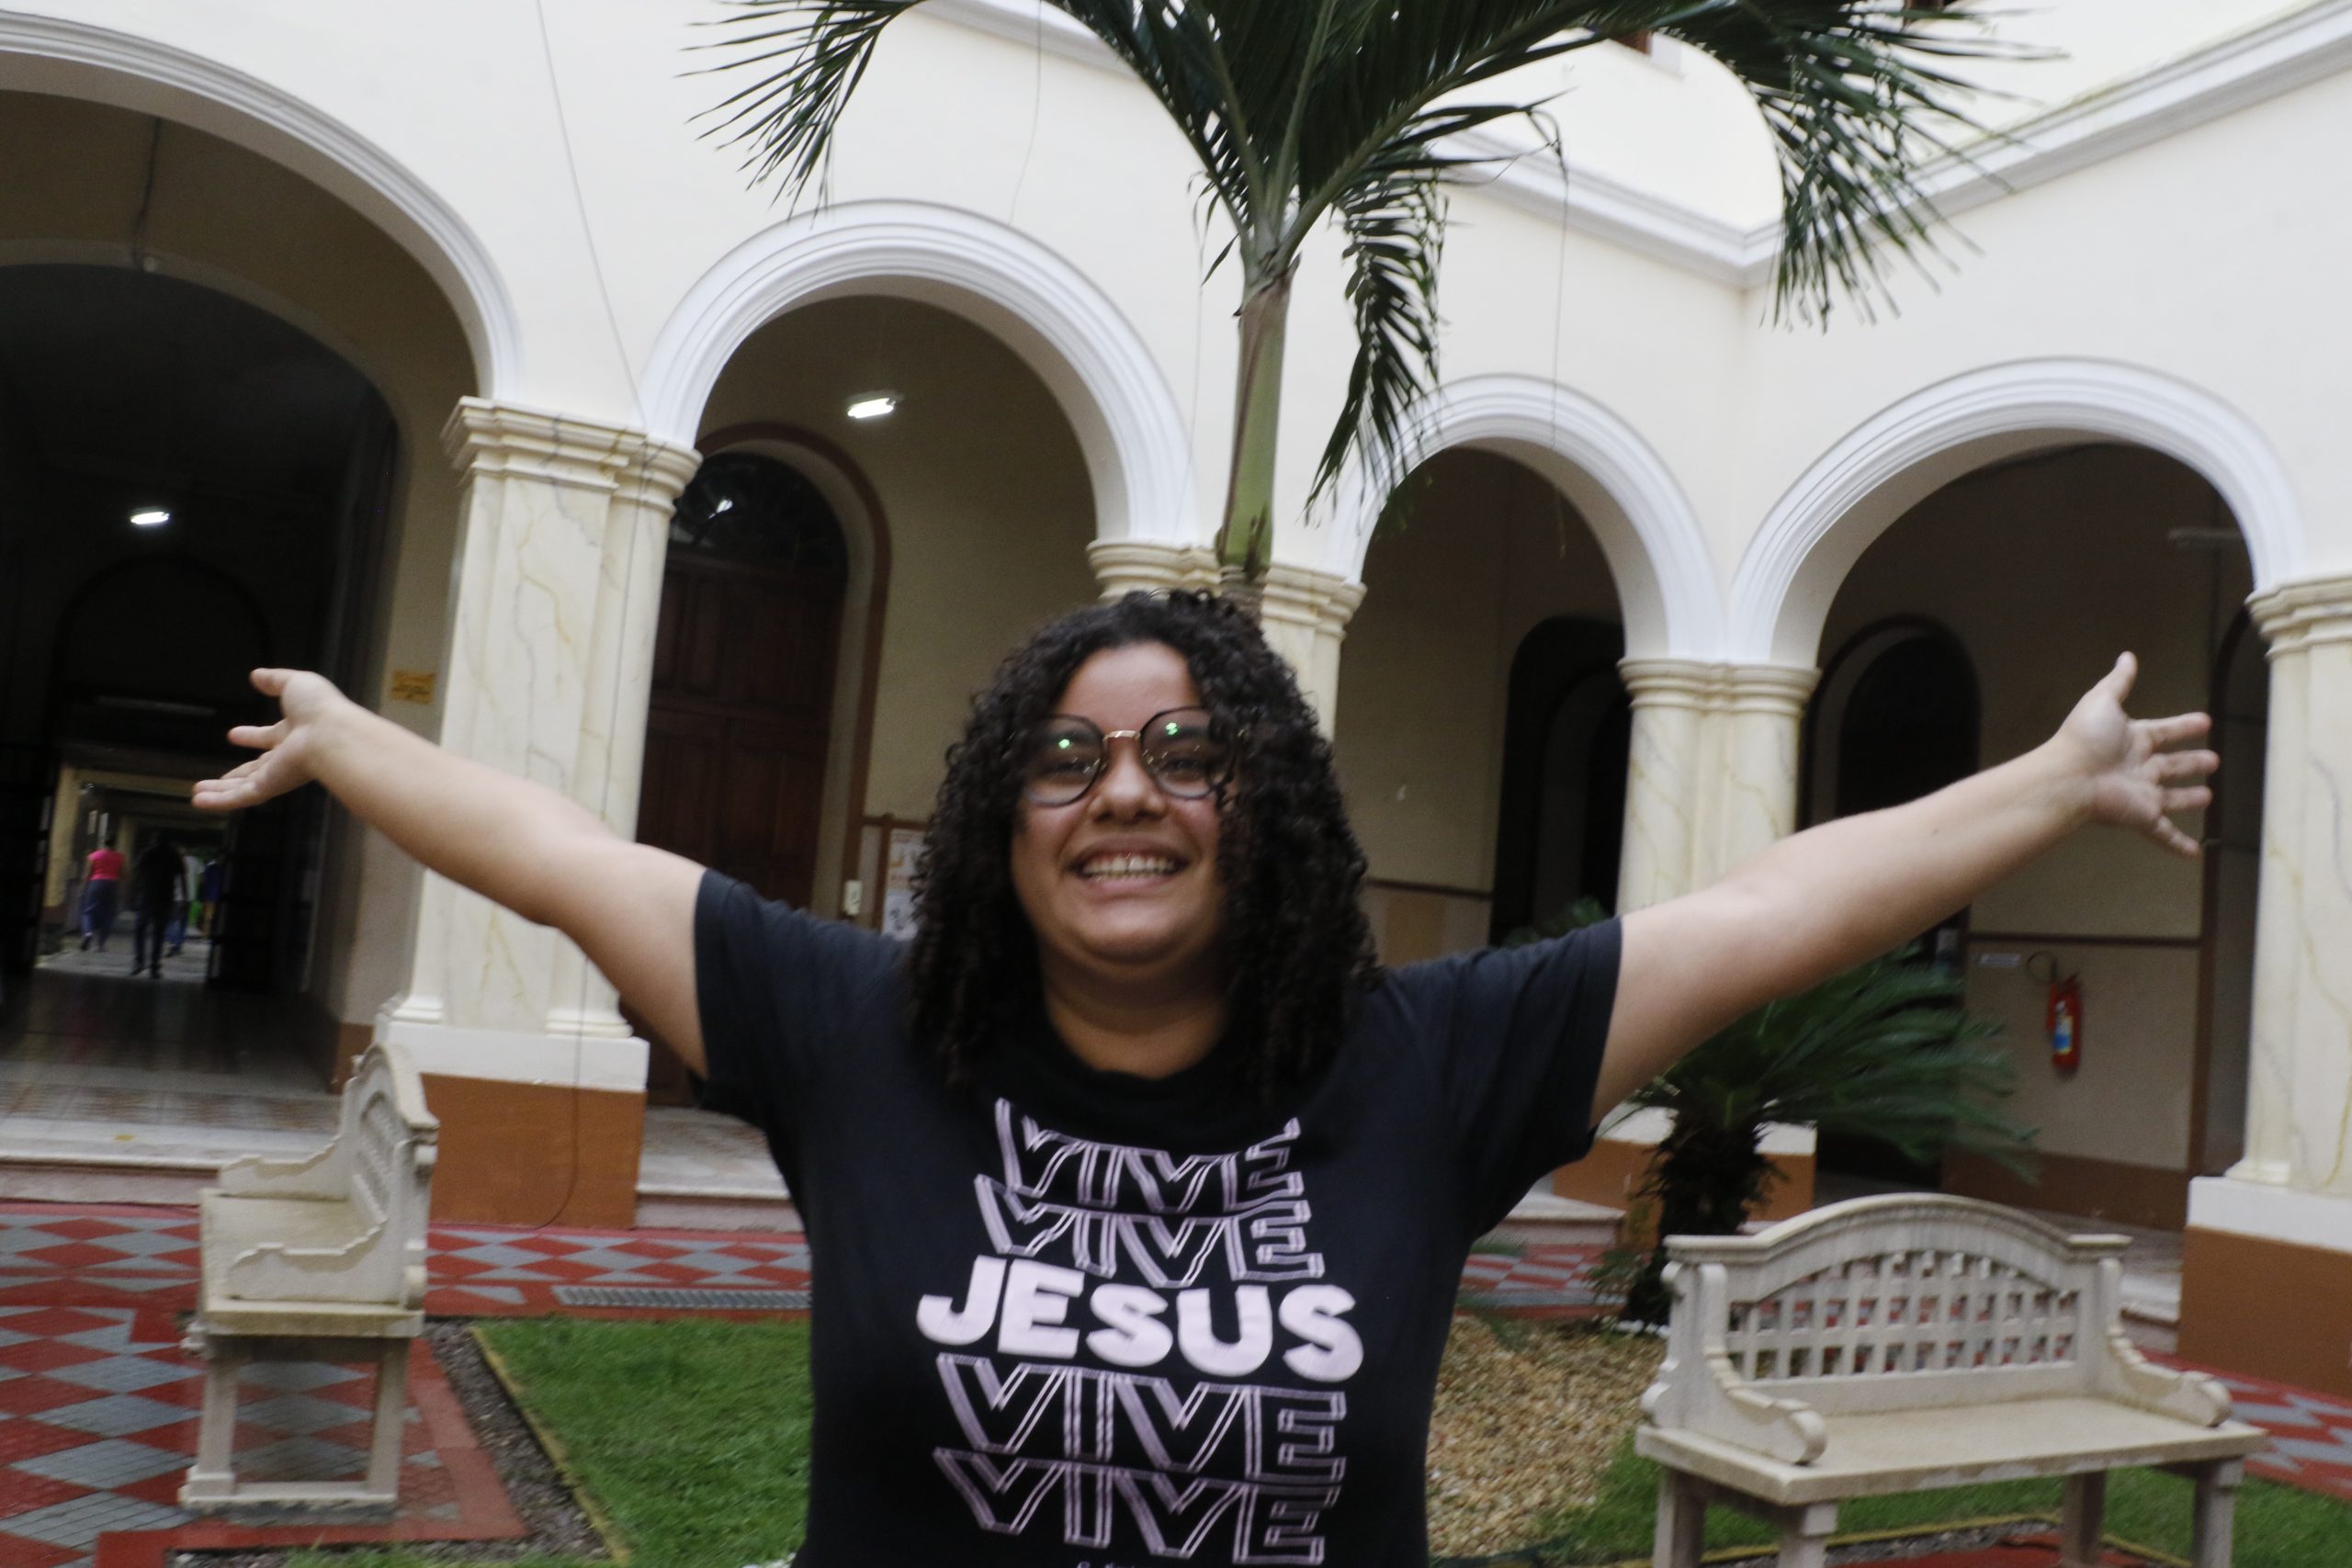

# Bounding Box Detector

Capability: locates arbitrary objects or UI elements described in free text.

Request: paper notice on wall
[883,827,924,940]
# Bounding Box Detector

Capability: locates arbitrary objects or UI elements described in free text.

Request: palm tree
[697,1,2011,578]
[1614,947,2033,1323]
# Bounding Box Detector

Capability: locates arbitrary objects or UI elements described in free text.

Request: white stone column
[1698,664,1818,887]
[1248,564,1366,733]
[1616,659,1714,912]
[2238,573,2352,1195]
[379,402,696,1201]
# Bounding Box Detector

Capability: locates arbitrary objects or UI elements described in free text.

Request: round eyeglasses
[1021,706,1232,807]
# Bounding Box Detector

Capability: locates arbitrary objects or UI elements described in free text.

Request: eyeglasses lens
[1020,708,1227,805]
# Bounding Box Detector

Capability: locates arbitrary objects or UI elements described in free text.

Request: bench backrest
[1660,1194,2125,1417]
[344,1045,433,1249]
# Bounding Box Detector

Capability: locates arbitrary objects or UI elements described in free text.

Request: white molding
[920,0,1111,68]
[933,0,2352,294]
[1730,358,2306,666]
[1600,1105,1817,1156]
[641,199,1200,547]
[0,12,520,397]
[2189,1174,2352,1257]
[1334,374,1723,661]
[376,1018,649,1094]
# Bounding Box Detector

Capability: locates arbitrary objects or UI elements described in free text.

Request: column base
[376,1016,648,1229]
[2182,1177,2352,1399]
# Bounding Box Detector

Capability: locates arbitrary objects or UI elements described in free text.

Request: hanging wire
[526,0,671,1230]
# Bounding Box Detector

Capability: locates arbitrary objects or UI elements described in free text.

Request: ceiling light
[845,393,899,421]
[130,508,171,527]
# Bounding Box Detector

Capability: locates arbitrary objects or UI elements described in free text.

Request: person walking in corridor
[129,835,186,978]
[78,841,124,952]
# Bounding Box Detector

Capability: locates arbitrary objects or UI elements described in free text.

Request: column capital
[2248,570,2352,656]
[1085,538,1220,599]
[441,398,700,497]
[1616,657,1718,711]
[1722,662,1820,720]
[1248,561,1367,636]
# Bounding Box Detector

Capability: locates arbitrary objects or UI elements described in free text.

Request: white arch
[1332,375,1723,660]
[0,14,518,398]
[643,200,1200,548]
[1732,358,2306,666]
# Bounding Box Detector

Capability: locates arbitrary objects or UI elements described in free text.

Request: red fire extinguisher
[2047,972,2083,1074]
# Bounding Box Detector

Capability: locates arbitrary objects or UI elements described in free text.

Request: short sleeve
[1420,920,1622,1237]
[693,869,906,1149]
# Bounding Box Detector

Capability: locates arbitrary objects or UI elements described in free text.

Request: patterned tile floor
[0,1302,519,1568]
[3,1203,2349,1568]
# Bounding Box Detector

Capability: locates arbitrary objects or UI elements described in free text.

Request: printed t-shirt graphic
[914,1100,1359,1560]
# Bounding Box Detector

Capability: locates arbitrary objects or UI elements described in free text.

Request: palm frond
[690,1,920,198]
[1634,947,2035,1171]
[1656,1,2027,321]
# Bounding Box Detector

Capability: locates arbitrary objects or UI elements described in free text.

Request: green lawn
[298,1316,2350,1568]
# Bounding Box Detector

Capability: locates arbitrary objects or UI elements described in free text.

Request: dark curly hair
[909,590,1381,1095]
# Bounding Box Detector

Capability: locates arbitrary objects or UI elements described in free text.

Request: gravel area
[1426,1313,1665,1557]
[171,1322,611,1568]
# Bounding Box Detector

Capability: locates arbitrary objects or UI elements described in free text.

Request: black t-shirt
[695,871,1621,1567]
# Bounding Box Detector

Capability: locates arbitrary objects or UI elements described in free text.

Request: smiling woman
[191,586,2215,1567]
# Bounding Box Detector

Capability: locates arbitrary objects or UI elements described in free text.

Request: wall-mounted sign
[883,826,924,941]
[390,671,437,704]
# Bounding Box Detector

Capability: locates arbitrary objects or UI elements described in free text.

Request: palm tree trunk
[1216,269,1293,579]
[1623,1119,1777,1325]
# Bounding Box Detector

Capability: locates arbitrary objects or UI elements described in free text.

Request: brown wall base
[2181,1226,2352,1402]
[1942,1149,2188,1231]
[418,1073,642,1229]
[1554,1140,1815,1232]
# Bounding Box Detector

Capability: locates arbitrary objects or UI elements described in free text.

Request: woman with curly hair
[196,590,2213,1566]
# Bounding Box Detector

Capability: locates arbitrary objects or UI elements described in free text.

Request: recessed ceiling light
[130,509,171,527]
[845,393,899,421]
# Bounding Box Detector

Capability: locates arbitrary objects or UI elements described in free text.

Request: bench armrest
[218,1140,345,1201]
[2098,1326,2233,1425]
[1643,1261,1831,1465]
[224,1220,405,1306]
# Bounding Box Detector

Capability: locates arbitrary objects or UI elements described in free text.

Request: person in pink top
[80,844,124,952]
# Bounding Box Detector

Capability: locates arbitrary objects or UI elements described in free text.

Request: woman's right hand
[192,669,348,813]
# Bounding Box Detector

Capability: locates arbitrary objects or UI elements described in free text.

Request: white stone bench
[179,1040,437,1520]
[1637,1194,2267,1568]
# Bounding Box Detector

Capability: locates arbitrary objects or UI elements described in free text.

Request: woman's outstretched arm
[193,669,708,1072]
[1591,652,2217,1119]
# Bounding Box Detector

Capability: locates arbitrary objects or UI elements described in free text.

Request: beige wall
[0,92,476,1024]
[1337,451,1622,954]
[1814,443,2257,1173]
[697,296,1099,841]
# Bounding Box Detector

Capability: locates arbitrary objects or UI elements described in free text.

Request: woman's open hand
[192,669,349,813]
[2052,652,2217,859]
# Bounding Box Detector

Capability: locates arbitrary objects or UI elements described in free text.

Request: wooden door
[634,552,842,1100]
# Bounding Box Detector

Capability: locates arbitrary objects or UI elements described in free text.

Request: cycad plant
[1616,947,2032,1324]
[699,1,2013,578]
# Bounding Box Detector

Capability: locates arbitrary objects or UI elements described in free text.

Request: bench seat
[1639,1394,2266,1506]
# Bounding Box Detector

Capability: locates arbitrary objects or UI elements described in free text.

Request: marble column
[378,399,698,1225]
[1698,664,1818,887]
[2182,571,2352,1399]
[1246,563,1367,733]
[2238,572,2352,1195]
[1615,659,1715,912]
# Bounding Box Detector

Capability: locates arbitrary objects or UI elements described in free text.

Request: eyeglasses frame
[1020,705,1233,807]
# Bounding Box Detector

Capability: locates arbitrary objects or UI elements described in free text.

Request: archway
[646,200,1199,550]
[0,75,485,1194]
[1337,448,1632,963]
[1803,620,1980,1190]
[1794,437,2256,1229]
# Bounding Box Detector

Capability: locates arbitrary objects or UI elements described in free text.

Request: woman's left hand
[2052,652,2218,859]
